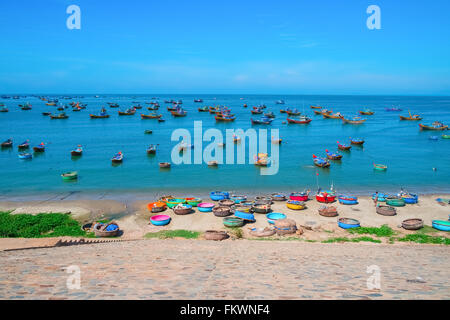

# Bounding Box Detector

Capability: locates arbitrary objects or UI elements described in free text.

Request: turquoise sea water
[0,94,449,196]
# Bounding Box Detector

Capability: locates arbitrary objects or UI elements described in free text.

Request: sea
[0,94,449,197]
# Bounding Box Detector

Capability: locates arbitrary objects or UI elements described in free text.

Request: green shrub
[145,230,200,239]
[347,225,394,237]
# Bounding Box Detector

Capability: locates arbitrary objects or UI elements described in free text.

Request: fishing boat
[18,140,29,150]
[323,112,343,119]
[45,102,56,106]
[0,107,8,112]
[325,149,342,160]
[21,105,32,110]
[146,144,157,154]
[313,155,330,168]
[144,130,153,134]
[133,105,143,109]
[90,108,109,118]
[71,145,83,156]
[251,117,273,125]
[337,141,351,151]
[18,152,32,160]
[399,192,419,204]
[1,139,13,148]
[111,152,123,163]
[287,115,312,124]
[254,153,269,166]
[400,110,422,121]
[271,137,282,144]
[359,109,374,115]
[233,135,241,143]
[290,191,309,202]
[108,103,119,108]
[338,195,358,205]
[338,218,360,229]
[33,143,45,152]
[159,162,171,168]
[442,134,450,139]
[316,190,336,203]
[264,112,275,118]
[147,105,159,110]
[385,107,402,112]
[350,138,365,145]
[215,114,236,122]
[419,121,448,131]
[315,109,332,115]
[275,100,285,105]
[170,108,187,117]
[61,171,78,181]
[141,113,162,119]
[373,163,388,171]
[386,196,406,207]
[310,105,322,109]
[342,116,366,124]
[118,109,136,115]
[194,99,203,103]
[50,112,69,119]
[286,109,301,116]
[251,107,263,114]
[198,106,209,112]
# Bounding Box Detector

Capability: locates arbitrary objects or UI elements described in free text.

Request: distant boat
[50,112,69,119]
[385,107,402,112]
[400,110,422,121]
[323,112,343,119]
[337,141,351,151]
[111,152,123,163]
[147,144,158,154]
[194,99,203,103]
[1,138,13,148]
[118,109,136,116]
[313,155,331,168]
[419,121,448,131]
[359,109,374,115]
[18,140,30,150]
[254,153,269,167]
[61,171,78,181]
[374,163,388,171]
[275,100,285,105]
[325,149,342,160]
[71,145,83,156]
[141,113,162,119]
[287,115,312,124]
[342,116,366,125]
[251,117,273,125]
[33,143,45,153]
[350,138,365,145]
[18,152,32,160]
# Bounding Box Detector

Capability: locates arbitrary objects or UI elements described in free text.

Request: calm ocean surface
[0,94,449,196]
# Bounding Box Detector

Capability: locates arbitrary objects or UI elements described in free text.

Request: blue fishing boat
[313,155,330,168]
[251,116,273,125]
[325,149,343,160]
[111,151,123,163]
[33,143,45,152]
[18,153,32,160]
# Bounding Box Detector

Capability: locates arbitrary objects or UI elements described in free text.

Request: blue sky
[0,0,449,95]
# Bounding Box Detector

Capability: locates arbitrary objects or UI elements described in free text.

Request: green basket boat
[386,198,406,207]
[186,198,202,206]
[442,134,450,139]
[223,217,245,228]
[373,164,388,171]
[165,198,186,208]
[61,171,78,181]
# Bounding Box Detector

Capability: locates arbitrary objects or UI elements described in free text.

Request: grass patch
[0,211,86,238]
[347,225,395,237]
[252,236,302,241]
[145,229,200,239]
[396,234,450,245]
[227,227,243,239]
[415,225,439,235]
[322,236,382,244]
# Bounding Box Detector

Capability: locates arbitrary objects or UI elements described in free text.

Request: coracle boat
[230,204,251,214]
[419,121,448,131]
[18,140,29,150]
[386,196,406,207]
[316,190,336,203]
[255,153,270,167]
[337,141,351,151]
[218,199,235,207]
[399,192,419,204]
[159,162,171,168]
[50,112,69,119]
[325,149,342,160]
[254,196,272,205]
[342,116,366,124]
[18,153,32,160]
[173,204,193,215]
[150,215,171,226]
[165,198,186,208]
[61,171,78,181]
[249,227,275,237]
[271,193,286,201]
[33,143,45,152]
[204,230,229,241]
[287,115,312,124]
[252,204,271,214]
[141,113,162,119]
[1,138,13,148]
[210,191,229,201]
[93,222,120,237]
[118,109,136,116]
[338,195,358,205]
[266,213,286,224]
[359,109,374,115]
[111,152,123,163]
[313,155,330,168]
[323,112,343,119]
[234,210,255,222]
[338,218,360,229]
[213,206,232,217]
[286,200,306,210]
[318,205,338,217]
[274,219,297,235]
[350,138,365,145]
[146,144,157,155]
[401,218,423,230]
[290,191,309,202]
[373,163,388,171]
[400,111,422,121]
[71,145,83,156]
[376,205,396,216]
[186,198,202,207]
[223,217,244,228]
[432,220,450,232]
[147,201,167,213]
[230,195,247,203]
[372,193,390,202]
[198,203,215,212]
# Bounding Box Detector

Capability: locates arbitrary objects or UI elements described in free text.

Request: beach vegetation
[322,236,382,244]
[347,225,395,237]
[396,234,450,245]
[0,211,86,238]
[227,227,243,239]
[144,229,200,239]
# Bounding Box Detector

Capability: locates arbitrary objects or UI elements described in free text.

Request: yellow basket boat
[286,200,306,210]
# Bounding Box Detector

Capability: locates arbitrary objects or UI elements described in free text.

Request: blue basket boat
[338,195,358,205]
[210,191,229,201]
[230,195,247,203]
[400,193,419,204]
[338,218,360,229]
[234,210,255,222]
[432,220,450,232]
[372,193,389,202]
[266,212,286,224]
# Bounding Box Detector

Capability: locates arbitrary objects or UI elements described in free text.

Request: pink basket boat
[150,215,171,226]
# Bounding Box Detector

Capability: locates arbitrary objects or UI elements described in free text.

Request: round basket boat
[286,200,306,210]
[372,193,389,202]
[255,196,272,205]
[249,227,276,237]
[230,195,247,203]
[274,218,297,235]
[271,193,287,201]
[218,199,235,207]
[159,195,174,202]
[230,205,251,214]
[150,215,171,226]
[290,192,309,202]
[81,222,93,232]
[338,195,358,205]
[166,198,186,208]
[402,218,423,230]
[223,217,245,228]
[240,201,255,207]
[252,204,271,214]
[210,191,229,201]
[266,212,286,224]
[318,205,338,217]
[338,218,360,229]
[186,198,202,206]
[401,193,419,204]
[386,197,406,207]
[204,230,229,241]
[213,206,232,217]
[147,201,167,213]
[234,210,255,222]
[376,205,396,216]
[93,222,120,237]
[198,202,215,212]
[173,204,193,215]
[432,220,450,232]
